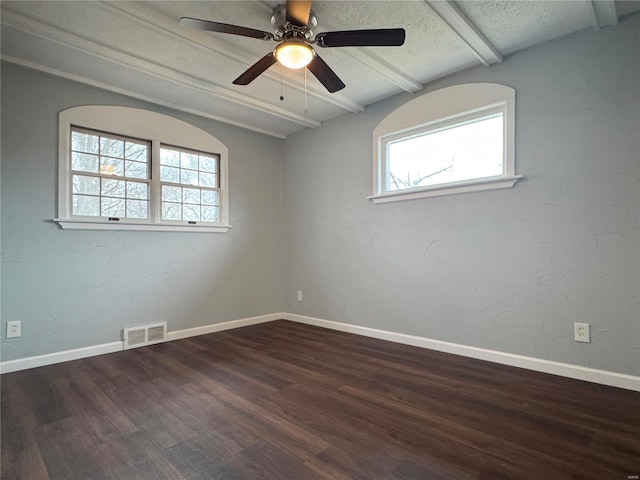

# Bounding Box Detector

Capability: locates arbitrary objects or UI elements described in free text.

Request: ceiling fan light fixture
[181,1,406,93]
[274,41,314,69]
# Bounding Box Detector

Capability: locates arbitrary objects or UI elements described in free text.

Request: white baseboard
[282,313,640,392]
[0,313,280,374]
[0,341,124,374]
[166,313,282,341]
[2,312,638,392]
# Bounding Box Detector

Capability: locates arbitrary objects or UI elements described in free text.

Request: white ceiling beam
[424,0,502,67]
[333,47,423,94]
[2,55,287,139]
[106,1,364,114]
[1,7,321,129]
[586,0,618,31]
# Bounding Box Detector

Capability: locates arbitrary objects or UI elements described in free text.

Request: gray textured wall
[1,63,284,362]
[282,16,640,376]
[2,16,639,376]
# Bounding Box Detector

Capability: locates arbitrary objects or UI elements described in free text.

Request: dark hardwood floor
[2,320,639,479]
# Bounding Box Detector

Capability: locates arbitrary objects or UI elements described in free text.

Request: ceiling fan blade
[233,53,277,86]
[316,28,405,47]
[307,54,345,93]
[286,0,312,27]
[180,17,273,40]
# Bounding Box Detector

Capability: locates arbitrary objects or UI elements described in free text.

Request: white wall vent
[123,322,167,350]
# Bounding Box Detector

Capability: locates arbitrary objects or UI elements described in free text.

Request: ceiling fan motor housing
[271,4,317,40]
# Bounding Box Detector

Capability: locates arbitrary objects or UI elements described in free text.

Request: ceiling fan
[179,0,406,93]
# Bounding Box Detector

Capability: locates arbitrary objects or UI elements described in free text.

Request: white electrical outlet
[7,321,21,338]
[296,290,303,302]
[574,322,590,343]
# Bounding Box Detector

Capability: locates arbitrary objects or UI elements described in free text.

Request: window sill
[53,219,231,233]
[368,175,522,204]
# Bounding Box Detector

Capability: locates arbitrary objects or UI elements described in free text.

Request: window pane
[200,156,217,173]
[126,181,148,200]
[125,160,148,179]
[202,190,219,206]
[199,172,217,188]
[72,131,99,154]
[160,148,180,166]
[102,179,126,198]
[73,195,100,216]
[126,200,149,219]
[183,188,201,204]
[72,152,99,173]
[162,185,181,203]
[73,175,100,195]
[125,142,147,161]
[100,157,124,176]
[158,145,222,225]
[100,137,124,158]
[181,169,198,186]
[160,166,180,183]
[202,206,219,222]
[181,152,198,170]
[69,128,153,220]
[101,197,125,217]
[183,204,200,221]
[162,202,181,220]
[387,113,504,191]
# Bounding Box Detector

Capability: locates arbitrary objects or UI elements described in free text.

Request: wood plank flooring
[2,320,639,479]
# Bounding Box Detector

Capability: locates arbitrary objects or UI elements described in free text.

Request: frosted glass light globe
[275,42,314,69]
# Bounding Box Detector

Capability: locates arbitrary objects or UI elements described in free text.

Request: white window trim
[369,83,521,204]
[55,106,230,232]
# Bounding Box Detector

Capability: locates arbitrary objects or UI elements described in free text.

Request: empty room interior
[1,0,639,478]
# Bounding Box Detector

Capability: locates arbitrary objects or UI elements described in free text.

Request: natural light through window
[160,146,220,223]
[56,106,230,232]
[71,128,151,219]
[386,113,504,192]
[371,83,520,203]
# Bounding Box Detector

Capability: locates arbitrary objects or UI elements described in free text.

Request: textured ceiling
[1,0,637,138]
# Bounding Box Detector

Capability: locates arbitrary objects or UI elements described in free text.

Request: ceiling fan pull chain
[279,64,284,101]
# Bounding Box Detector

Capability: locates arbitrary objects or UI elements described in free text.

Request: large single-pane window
[385,111,504,192]
[371,84,520,203]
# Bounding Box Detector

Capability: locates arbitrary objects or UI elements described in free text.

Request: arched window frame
[370,83,521,204]
[55,106,230,232]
